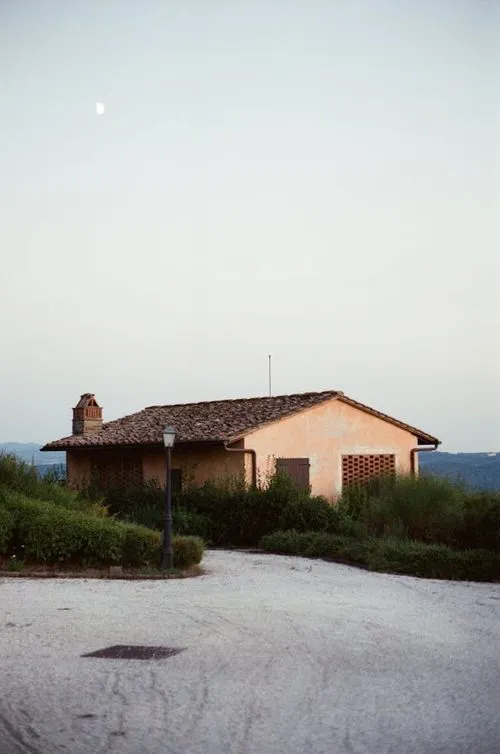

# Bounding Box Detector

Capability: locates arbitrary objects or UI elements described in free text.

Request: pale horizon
[1,0,499,453]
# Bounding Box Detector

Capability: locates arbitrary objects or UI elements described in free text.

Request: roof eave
[43,435,441,452]
[41,438,227,452]
[416,436,441,447]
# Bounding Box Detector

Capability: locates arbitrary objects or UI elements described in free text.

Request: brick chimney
[72,393,103,436]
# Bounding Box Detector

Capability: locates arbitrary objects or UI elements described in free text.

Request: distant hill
[0,442,65,467]
[419,452,500,492]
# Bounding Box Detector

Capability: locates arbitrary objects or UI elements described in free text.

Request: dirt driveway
[1,550,499,754]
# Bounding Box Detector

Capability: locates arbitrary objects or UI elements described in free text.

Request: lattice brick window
[94,453,143,489]
[110,458,143,488]
[342,454,396,488]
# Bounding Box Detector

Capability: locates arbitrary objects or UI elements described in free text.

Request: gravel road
[1,550,499,754]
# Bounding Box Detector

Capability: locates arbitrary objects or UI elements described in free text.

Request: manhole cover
[82,645,184,660]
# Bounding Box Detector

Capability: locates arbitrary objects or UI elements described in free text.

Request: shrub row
[172,506,213,542]
[338,475,500,551]
[0,489,203,569]
[178,475,341,547]
[260,530,500,582]
[97,472,500,554]
[101,475,340,547]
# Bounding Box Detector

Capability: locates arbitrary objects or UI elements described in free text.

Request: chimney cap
[74,393,100,409]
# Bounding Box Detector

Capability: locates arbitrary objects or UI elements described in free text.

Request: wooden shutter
[276,458,310,491]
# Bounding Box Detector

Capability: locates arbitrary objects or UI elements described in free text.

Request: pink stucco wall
[66,443,245,489]
[243,397,419,500]
[142,443,245,487]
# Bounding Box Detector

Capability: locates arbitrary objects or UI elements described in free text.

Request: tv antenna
[268,353,272,397]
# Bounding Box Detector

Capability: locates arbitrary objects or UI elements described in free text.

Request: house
[41,391,440,500]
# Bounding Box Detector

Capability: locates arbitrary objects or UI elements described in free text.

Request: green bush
[96,472,341,548]
[260,530,500,582]
[60,462,500,557]
[365,537,500,581]
[0,453,108,517]
[170,536,205,569]
[94,480,213,541]
[11,499,125,566]
[98,480,165,529]
[0,488,204,570]
[172,507,213,541]
[337,474,500,551]
[0,507,14,554]
[0,489,161,567]
[120,522,162,567]
[173,473,342,547]
[278,494,340,534]
[460,492,500,551]
[174,476,254,546]
[260,530,368,562]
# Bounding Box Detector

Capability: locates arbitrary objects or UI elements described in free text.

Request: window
[342,454,396,489]
[92,452,143,489]
[276,458,310,491]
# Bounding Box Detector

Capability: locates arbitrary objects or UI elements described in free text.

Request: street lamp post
[162,425,176,570]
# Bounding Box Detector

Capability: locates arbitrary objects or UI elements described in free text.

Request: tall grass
[338,474,500,551]
[0,453,108,517]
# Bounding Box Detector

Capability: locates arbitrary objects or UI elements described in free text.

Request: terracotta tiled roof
[41,390,440,451]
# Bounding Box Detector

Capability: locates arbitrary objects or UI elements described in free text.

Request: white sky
[0,0,498,451]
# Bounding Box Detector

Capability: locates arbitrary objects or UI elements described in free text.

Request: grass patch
[0,560,205,580]
[5,556,25,572]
